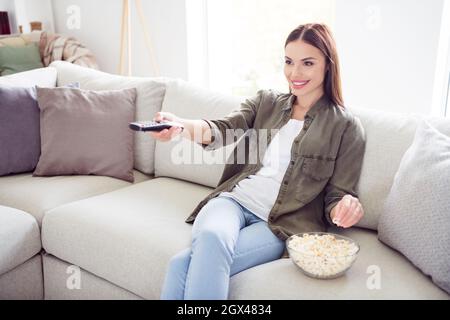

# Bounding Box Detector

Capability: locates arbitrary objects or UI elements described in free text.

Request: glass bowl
[286,232,360,279]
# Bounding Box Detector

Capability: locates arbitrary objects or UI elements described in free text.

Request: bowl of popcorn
[286,232,360,279]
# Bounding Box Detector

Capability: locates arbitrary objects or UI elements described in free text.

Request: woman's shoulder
[331,104,365,138]
[327,100,358,124]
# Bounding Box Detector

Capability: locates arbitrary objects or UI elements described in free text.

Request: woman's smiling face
[284,39,327,101]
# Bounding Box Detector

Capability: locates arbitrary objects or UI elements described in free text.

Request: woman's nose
[290,66,305,77]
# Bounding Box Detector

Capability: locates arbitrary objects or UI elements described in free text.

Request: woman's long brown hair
[285,23,345,108]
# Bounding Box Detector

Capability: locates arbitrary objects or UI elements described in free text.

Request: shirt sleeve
[196,90,264,151]
[323,115,366,225]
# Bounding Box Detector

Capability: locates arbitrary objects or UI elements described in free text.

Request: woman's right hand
[149,112,184,142]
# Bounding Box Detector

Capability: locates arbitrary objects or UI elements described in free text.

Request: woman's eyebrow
[284,56,317,61]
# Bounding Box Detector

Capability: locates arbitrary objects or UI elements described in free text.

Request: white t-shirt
[219,119,304,221]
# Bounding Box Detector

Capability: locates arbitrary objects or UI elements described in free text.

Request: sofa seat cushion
[229,227,450,300]
[0,206,41,275]
[0,170,152,227]
[41,176,450,300]
[41,177,212,299]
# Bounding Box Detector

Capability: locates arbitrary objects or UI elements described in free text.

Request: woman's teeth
[292,80,309,88]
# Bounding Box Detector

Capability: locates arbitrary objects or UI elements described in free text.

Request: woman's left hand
[330,194,364,228]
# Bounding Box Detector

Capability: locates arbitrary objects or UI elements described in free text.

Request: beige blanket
[39,31,99,69]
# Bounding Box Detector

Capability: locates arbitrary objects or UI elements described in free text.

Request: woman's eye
[304,61,314,66]
[285,60,292,65]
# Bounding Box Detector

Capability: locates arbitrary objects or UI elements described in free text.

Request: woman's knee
[168,248,191,271]
[192,228,235,252]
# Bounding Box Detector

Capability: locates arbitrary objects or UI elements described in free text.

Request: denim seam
[232,239,284,259]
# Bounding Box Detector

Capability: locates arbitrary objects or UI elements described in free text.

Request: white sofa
[0,61,449,300]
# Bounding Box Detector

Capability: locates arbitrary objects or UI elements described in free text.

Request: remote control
[129,120,184,132]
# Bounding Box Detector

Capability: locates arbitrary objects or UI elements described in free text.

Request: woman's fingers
[340,202,364,228]
[153,111,175,123]
[148,126,182,141]
[341,208,361,228]
[332,195,365,228]
[167,126,183,138]
[334,195,352,224]
[332,201,343,225]
[153,112,163,122]
[339,201,358,227]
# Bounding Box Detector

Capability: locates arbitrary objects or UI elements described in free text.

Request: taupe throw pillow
[378,120,450,294]
[34,87,137,182]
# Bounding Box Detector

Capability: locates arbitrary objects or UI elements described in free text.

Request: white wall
[15,0,54,33]
[335,0,445,115]
[19,0,447,116]
[51,0,188,79]
[0,0,54,34]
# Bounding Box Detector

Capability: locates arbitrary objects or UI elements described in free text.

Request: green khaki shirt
[185,90,366,256]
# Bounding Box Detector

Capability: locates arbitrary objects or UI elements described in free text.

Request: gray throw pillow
[0,83,79,176]
[34,87,137,182]
[378,120,450,294]
[0,86,40,175]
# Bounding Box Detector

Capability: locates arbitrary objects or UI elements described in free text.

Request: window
[186,0,335,96]
[445,71,450,117]
[431,0,450,117]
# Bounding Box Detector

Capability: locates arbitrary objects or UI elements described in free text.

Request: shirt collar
[281,93,331,119]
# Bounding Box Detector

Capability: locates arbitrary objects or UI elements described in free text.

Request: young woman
[151,23,366,300]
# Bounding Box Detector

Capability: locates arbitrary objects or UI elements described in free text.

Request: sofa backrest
[349,106,450,230]
[23,62,450,231]
[0,66,56,87]
[154,79,242,187]
[49,61,170,175]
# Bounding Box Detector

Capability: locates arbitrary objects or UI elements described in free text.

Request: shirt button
[290,160,295,165]
[277,200,282,205]
[269,216,275,222]
[283,180,288,185]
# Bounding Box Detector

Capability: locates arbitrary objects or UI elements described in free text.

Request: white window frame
[186,0,233,93]
[431,0,450,118]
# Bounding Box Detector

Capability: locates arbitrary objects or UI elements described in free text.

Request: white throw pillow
[378,120,450,294]
[154,79,243,187]
[49,61,169,175]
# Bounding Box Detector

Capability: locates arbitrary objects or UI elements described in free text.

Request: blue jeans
[160,196,285,300]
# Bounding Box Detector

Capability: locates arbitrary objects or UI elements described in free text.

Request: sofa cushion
[0,83,80,176]
[155,79,241,187]
[0,86,41,176]
[347,106,450,230]
[0,170,152,227]
[41,177,212,299]
[0,254,43,300]
[0,66,56,87]
[229,227,449,299]
[41,178,450,300]
[43,254,142,300]
[0,206,41,275]
[49,61,169,175]
[34,86,137,182]
[378,120,450,294]
[0,43,44,76]
[0,36,26,47]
